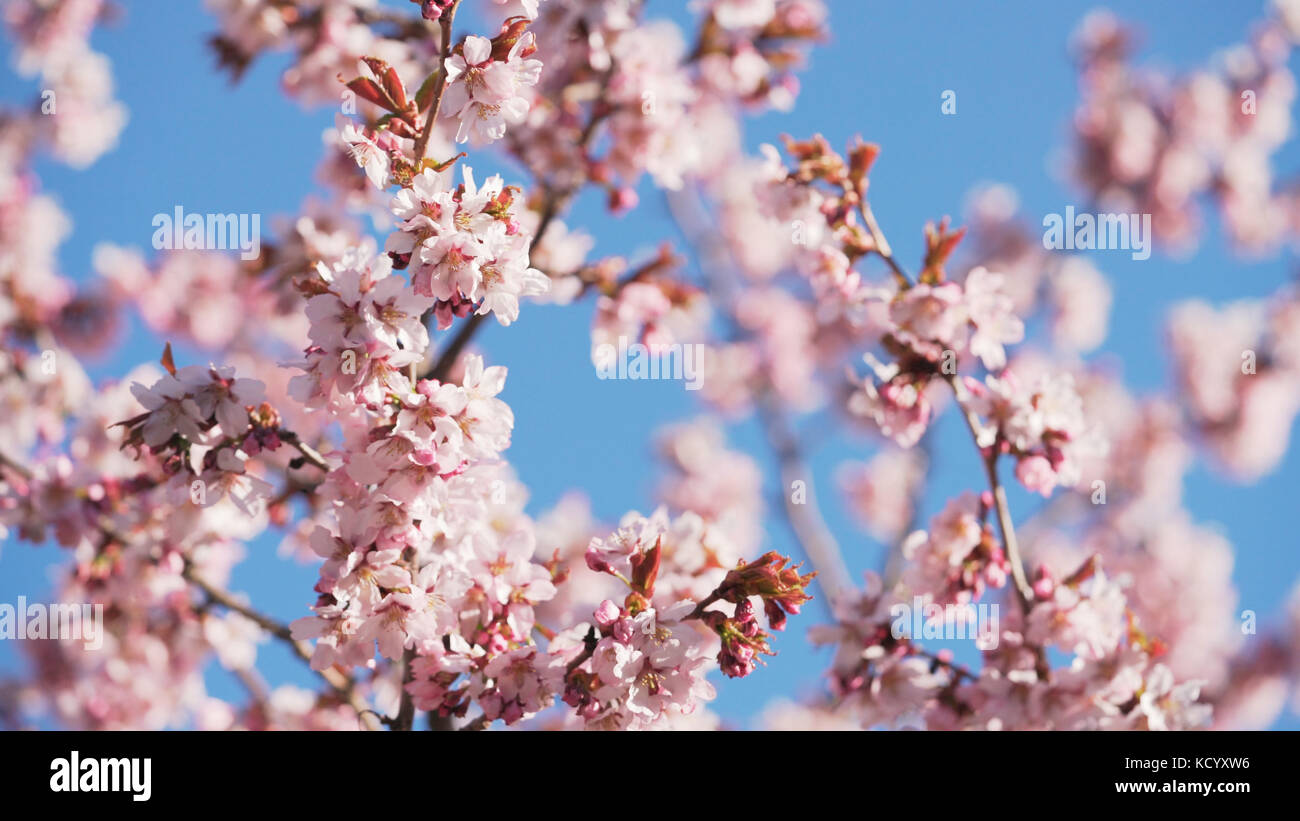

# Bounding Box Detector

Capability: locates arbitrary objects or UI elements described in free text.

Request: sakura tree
[1,0,1298,732]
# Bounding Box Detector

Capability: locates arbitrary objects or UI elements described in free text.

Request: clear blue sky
[2,1,1297,729]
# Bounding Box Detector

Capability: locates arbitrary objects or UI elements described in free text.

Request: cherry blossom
[1,0,1297,739]
[441,33,543,146]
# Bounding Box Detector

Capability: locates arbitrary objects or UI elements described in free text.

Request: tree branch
[944,374,1035,610]
[666,184,852,606]
[277,429,332,471]
[756,397,852,605]
[182,561,381,730]
[411,1,460,164]
[392,646,417,731]
[855,203,1036,612]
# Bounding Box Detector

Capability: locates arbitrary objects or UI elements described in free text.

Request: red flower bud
[717,551,816,623]
[629,535,662,597]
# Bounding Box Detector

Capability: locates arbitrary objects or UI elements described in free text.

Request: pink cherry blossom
[5,0,1297,740]
[441,33,542,145]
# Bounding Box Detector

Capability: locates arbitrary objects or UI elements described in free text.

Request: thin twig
[756,397,852,605]
[666,184,853,607]
[183,562,381,730]
[411,1,460,163]
[857,203,1036,612]
[944,374,1034,610]
[277,429,331,471]
[858,201,911,287]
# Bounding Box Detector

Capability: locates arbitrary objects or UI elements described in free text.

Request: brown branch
[411,1,460,163]
[425,312,487,383]
[944,374,1035,610]
[8,444,377,728]
[392,646,417,731]
[182,562,381,730]
[277,429,331,471]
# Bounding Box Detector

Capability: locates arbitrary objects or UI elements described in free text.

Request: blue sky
[2,1,1298,729]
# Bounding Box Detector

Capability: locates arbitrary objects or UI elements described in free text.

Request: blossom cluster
[1069,3,1300,253]
[696,125,1249,729]
[386,166,548,327]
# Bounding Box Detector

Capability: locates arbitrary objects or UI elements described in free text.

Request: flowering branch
[858,200,1036,608]
[421,112,602,382]
[6,0,1273,735]
[181,561,380,731]
[945,373,1034,608]
[411,1,460,163]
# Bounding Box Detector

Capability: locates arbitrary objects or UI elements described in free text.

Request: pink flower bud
[584,548,613,575]
[594,599,620,627]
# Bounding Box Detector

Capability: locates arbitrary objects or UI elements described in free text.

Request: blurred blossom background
[1,0,1299,729]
